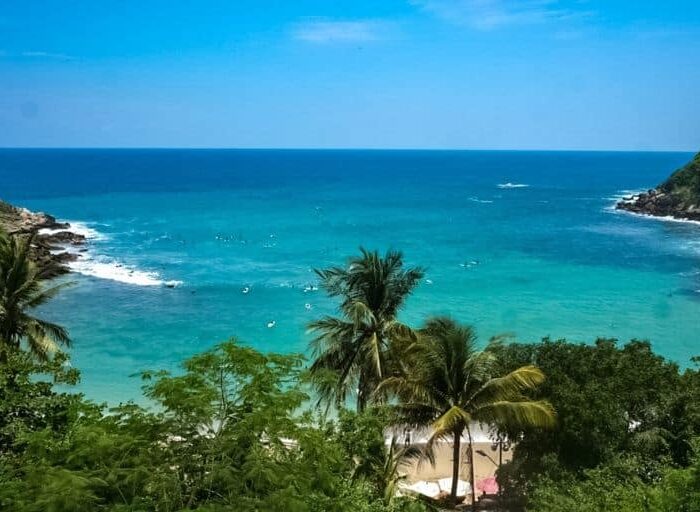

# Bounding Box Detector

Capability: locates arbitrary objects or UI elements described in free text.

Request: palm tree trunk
[450,428,462,504]
[467,425,476,509]
[357,365,368,412]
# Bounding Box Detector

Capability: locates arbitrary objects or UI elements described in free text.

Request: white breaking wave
[605,189,646,207]
[39,221,108,241]
[67,221,109,241]
[45,220,182,287]
[603,189,646,213]
[497,182,529,189]
[606,190,700,227]
[468,197,494,204]
[38,227,65,236]
[628,213,700,227]
[69,258,175,287]
[617,189,647,198]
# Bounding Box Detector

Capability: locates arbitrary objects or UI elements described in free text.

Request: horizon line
[0,146,696,153]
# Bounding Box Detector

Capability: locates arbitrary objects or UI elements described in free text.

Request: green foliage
[527,457,651,512]
[659,151,700,200]
[4,244,700,511]
[494,338,700,507]
[332,408,422,506]
[528,449,700,512]
[0,339,427,511]
[334,407,390,473]
[0,232,72,360]
[648,444,700,512]
[0,350,80,455]
[308,248,424,411]
[382,317,554,504]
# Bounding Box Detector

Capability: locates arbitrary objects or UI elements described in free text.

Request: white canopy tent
[403,480,441,498]
[437,477,472,496]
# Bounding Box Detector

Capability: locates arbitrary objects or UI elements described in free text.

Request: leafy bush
[0,340,428,511]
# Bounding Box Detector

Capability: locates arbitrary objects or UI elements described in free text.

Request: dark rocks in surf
[616,152,700,222]
[0,199,86,277]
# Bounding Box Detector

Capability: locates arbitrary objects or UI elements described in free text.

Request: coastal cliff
[616,152,700,221]
[0,199,85,276]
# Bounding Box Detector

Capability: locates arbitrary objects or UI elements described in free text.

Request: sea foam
[47,221,182,287]
[606,190,700,227]
[39,221,108,241]
[67,221,109,241]
[69,258,172,286]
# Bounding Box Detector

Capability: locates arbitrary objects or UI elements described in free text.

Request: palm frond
[384,320,417,345]
[470,365,546,406]
[307,248,422,410]
[474,400,556,430]
[25,281,75,309]
[30,318,71,346]
[0,232,71,360]
[432,405,471,435]
[348,300,376,328]
[25,332,59,361]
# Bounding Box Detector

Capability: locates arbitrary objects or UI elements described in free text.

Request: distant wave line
[497,182,529,189]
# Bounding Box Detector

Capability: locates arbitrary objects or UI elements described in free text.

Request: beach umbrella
[476,476,499,494]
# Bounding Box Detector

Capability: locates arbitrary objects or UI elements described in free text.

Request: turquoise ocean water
[0,149,698,403]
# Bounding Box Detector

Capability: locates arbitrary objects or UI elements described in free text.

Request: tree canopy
[493,338,700,508]
[308,248,423,411]
[2,246,700,511]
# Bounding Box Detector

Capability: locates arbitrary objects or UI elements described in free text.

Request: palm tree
[308,248,424,412]
[352,436,422,506]
[0,233,71,361]
[379,317,555,505]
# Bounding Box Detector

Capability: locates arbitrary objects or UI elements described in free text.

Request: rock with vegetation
[616,151,700,221]
[0,199,84,276]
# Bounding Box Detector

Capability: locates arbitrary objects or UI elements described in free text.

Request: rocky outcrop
[616,152,700,222]
[0,200,85,276]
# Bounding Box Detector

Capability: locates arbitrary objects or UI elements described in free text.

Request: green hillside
[658,151,700,203]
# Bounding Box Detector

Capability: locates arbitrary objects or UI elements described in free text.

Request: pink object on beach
[476,476,499,494]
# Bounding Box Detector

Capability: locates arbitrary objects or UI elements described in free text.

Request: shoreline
[605,189,700,229]
[611,199,700,227]
[1,199,183,288]
[615,192,700,226]
[0,199,86,276]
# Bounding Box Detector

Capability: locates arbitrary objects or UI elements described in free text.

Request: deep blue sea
[1,149,698,404]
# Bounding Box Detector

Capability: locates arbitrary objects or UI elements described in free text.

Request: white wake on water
[497,182,529,189]
[468,197,494,204]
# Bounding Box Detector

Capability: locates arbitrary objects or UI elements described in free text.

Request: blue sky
[1,0,699,150]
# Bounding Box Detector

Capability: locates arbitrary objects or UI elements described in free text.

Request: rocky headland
[616,152,700,222]
[0,199,85,276]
